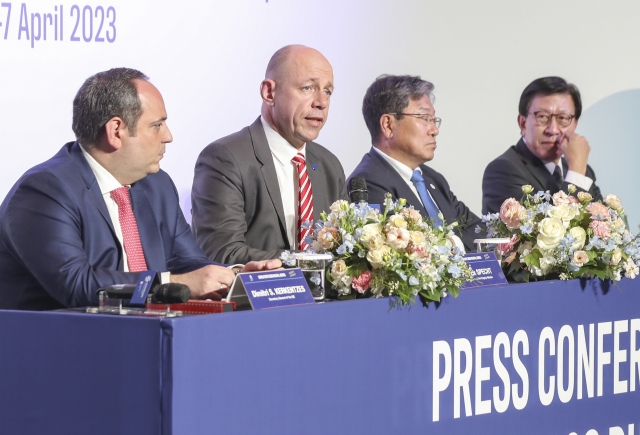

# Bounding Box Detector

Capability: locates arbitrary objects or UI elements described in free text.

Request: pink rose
[589,220,611,240]
[352,271,372,294]
[316,227,339,249]
[568,196,579,204]
[499,198,526,229]
[552,191,570,205]
[586,202,610,220]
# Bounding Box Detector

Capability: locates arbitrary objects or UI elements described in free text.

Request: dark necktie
[553,165,564,188]
[110,187,148,272]
[292,153,314,250]
[410,169,444,229]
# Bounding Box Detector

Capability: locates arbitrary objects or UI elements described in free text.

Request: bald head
[260,45,334,149]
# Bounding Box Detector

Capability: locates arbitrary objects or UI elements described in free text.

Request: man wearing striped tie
[192,45,349,264]
[348,75,485,253]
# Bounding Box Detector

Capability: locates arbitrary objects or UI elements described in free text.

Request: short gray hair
[362,74,434,143]
[72,68,149,146]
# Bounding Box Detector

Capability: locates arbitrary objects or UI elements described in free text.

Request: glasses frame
[389,113,441,128]
[529,111,575,128]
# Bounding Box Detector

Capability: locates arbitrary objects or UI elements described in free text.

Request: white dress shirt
[80,144,170,282]
[543,161,593,191]
[261,116,305,249]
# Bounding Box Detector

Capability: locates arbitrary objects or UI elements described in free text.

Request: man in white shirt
[482,76,603,214]
[192,45,348,264]
[0,68,279,310]
[348,74,484,252]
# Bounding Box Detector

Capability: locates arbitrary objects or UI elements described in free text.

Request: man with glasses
[482,76,602,214]
[348,74,484,252]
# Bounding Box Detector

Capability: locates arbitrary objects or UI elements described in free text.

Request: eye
[302,86,312,91]
[324,89,332,97]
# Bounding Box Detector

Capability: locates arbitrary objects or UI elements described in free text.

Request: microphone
[348,177,368,204]
[97,283,191,304]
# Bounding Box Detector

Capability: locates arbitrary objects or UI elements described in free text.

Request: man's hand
[560,132,590,175]
[170,259,282,301]
[170,265,235,300]
[241,258,283,273]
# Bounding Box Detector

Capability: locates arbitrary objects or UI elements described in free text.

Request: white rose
[386,214,408,229]
[536,217,566,251]
[568,226,587,250]
[604,194,623,211]
[409,231,426,245]
[548,204,577,228]
[367,246,392,269]
[624,258,639,279]
[331,259,348,278]
[368,234,384,251]
[359,223,383,243]
[330,200,350,213]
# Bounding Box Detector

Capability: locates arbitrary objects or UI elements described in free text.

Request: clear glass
[292,253,332,301]
[473,238,512,262]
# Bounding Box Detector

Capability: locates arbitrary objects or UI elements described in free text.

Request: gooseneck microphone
[348,177,368,204]
[97,283,191,304]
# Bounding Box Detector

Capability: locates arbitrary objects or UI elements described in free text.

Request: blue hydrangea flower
[397,271,407,281]
[310,273,322,286]
[279,251,297,267]
[520,222,534,234]
[447,264,462,278]
[409,276,420,286]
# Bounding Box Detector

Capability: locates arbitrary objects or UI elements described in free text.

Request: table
[1,278,639,435]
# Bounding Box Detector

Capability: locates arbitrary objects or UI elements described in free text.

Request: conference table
[1,278,639,435]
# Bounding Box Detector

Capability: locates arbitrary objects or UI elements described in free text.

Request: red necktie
[110,187,148,272]
[292,153,314,250]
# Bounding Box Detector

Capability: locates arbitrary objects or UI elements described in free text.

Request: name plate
[130,270,158,304]
[228,268,315,310]
[460,252,508,289]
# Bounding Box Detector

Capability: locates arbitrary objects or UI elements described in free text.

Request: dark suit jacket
[0,142,213,310]
[191,117,349,264]
[348,148,485,252]
[482,138,603,214]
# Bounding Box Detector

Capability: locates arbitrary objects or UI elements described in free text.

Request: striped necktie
[292,153,314,250]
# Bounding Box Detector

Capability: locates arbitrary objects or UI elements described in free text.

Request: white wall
[1,0,638,229]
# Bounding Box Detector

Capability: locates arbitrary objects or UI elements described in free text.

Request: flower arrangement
[281,196,474,307]
[482,185,640,282]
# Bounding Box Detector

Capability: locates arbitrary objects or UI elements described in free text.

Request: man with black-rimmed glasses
[482,76,603,214]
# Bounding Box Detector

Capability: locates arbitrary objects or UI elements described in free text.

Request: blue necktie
[410,169,444,229]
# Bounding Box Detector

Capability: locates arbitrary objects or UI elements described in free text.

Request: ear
[379,114,395,139]
[517,114,527,136]
[103,117,125,150]
[260,79,276,106]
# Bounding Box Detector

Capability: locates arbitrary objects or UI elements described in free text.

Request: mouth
[305,117,324,127]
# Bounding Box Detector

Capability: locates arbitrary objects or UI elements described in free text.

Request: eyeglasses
[529,111,575,128]
[389,113,441,128]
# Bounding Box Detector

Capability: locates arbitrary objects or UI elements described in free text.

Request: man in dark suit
[192,45,348,264]
[348,75,484,252]
[0,68,278,310]
[482,76,603,214]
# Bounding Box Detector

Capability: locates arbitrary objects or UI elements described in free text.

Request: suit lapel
[129,184,166,271]
[248,118,289,244]
[70,142,117,237]
[515,139,552,190]
[368,150,427,215]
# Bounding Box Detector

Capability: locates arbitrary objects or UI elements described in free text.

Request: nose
[164,124,174,144]
[544,116,561,135]
[429,122,439,137]
[313,90,329,110]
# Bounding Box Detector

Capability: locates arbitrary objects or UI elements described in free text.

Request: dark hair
[72,68,149,146]
[362,75,434,143]
[518,76,582,120]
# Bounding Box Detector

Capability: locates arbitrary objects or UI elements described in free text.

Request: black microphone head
[348,177,368,203]
[152,283,191,304]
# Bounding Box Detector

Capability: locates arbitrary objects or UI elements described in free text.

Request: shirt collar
[79,143,125,194]
[260,116,305,165]
[372,146,419,183]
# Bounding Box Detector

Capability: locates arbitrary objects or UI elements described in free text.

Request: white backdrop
[1,0,638,229]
